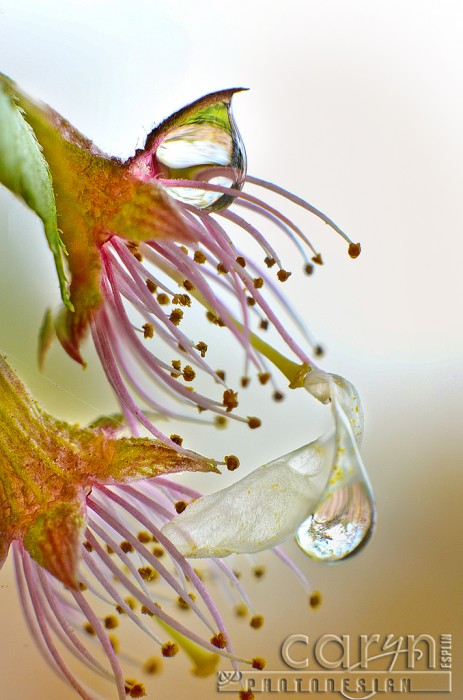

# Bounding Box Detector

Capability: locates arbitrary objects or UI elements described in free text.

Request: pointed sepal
[23,501,86,589]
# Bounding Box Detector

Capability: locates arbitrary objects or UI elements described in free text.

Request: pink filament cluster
[13,476,313,700]
[92,175,353,454]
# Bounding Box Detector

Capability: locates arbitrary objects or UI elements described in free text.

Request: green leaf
[0,74,72,310]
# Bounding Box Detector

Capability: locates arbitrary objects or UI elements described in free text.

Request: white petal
[162,370,369,560]
[162,435,334,558]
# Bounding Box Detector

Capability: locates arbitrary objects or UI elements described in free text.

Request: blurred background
[0,1,462,698]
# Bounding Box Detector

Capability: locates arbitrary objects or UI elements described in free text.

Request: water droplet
[154,92,246,211]
[296,478,375,562]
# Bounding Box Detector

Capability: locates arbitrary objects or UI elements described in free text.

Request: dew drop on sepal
[154,95,247,211]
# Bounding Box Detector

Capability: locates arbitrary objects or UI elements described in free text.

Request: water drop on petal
[296,476,375,562]
[297,371,375,562]
[153,90,247,211]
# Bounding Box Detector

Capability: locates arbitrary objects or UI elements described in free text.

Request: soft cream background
[0,1,462,699]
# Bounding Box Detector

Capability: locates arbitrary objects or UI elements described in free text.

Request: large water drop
[296,476,375,562]
[154,94,246,211]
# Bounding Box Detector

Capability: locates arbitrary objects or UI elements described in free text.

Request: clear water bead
[296,478,375,562]
[155,96,246,211]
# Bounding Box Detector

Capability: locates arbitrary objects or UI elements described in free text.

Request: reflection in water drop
[154,98,246,211]
[296,479,375,562]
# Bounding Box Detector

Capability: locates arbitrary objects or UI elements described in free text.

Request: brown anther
[216,369,226,381]
[234,603,248,618]
[246,296,256,306]
[161,641,179,658]
[193,567,204,581]
[304,262,314,275]
[138,566,158,582]
[142,323,154,339]
[348,242,361,259]
[253,277,264,289]
[252,657,266,670]
[232,570,242,579]
[210,632,227,649]
[174,500,188,514]
[170,434,184,446]
[109,635,120,654]
[124,679,146,698]
[178,343,186,352]
[171,359,181,373]
[146,279,157,293]
[104,615,119,630]
[183,279,195,291]
[195,341,208,357]
[193,250,207,265]
[169,308,183,326]
[179,245,189,255]
[143,656,162,675]
[253,566,266,579]
[78,582,87,591]
[125,596,137,610]
[311,253,323,265]
[217,262,229,274]
[264,256,276,268]
[137,531,152,544]
[182,365,196,382]
[116,605,125,615]
[309,591,322,609]
[236,256,246,267]
[259,319,269,331]
[157,293,170,305]
[120,541,134,553]
[140,605,154,617]
[84,622,95,635]
[258,372,270,385]
[215,415,228,428]
[177,595,192,610]
[172,293,191,307]
[273,390,285,402]
[277,269,292,282]
[194,250,207,264]
[223,389,239,412]
[152,545,164,558]
[314,344,324,357]
[225,455,240,471]
[250,614,264,629]
[239,692,255,700]
[206,310,225,326]
[248,417,262,429]
[240,376,250,388]
[83,540,93,552]
[106,545,115,555]
[130,248,142,262]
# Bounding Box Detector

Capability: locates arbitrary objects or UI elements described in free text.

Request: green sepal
[0,74,73,310]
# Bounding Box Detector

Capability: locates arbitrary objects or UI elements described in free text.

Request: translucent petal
[163,372,375,563]
[162,435,334,558]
